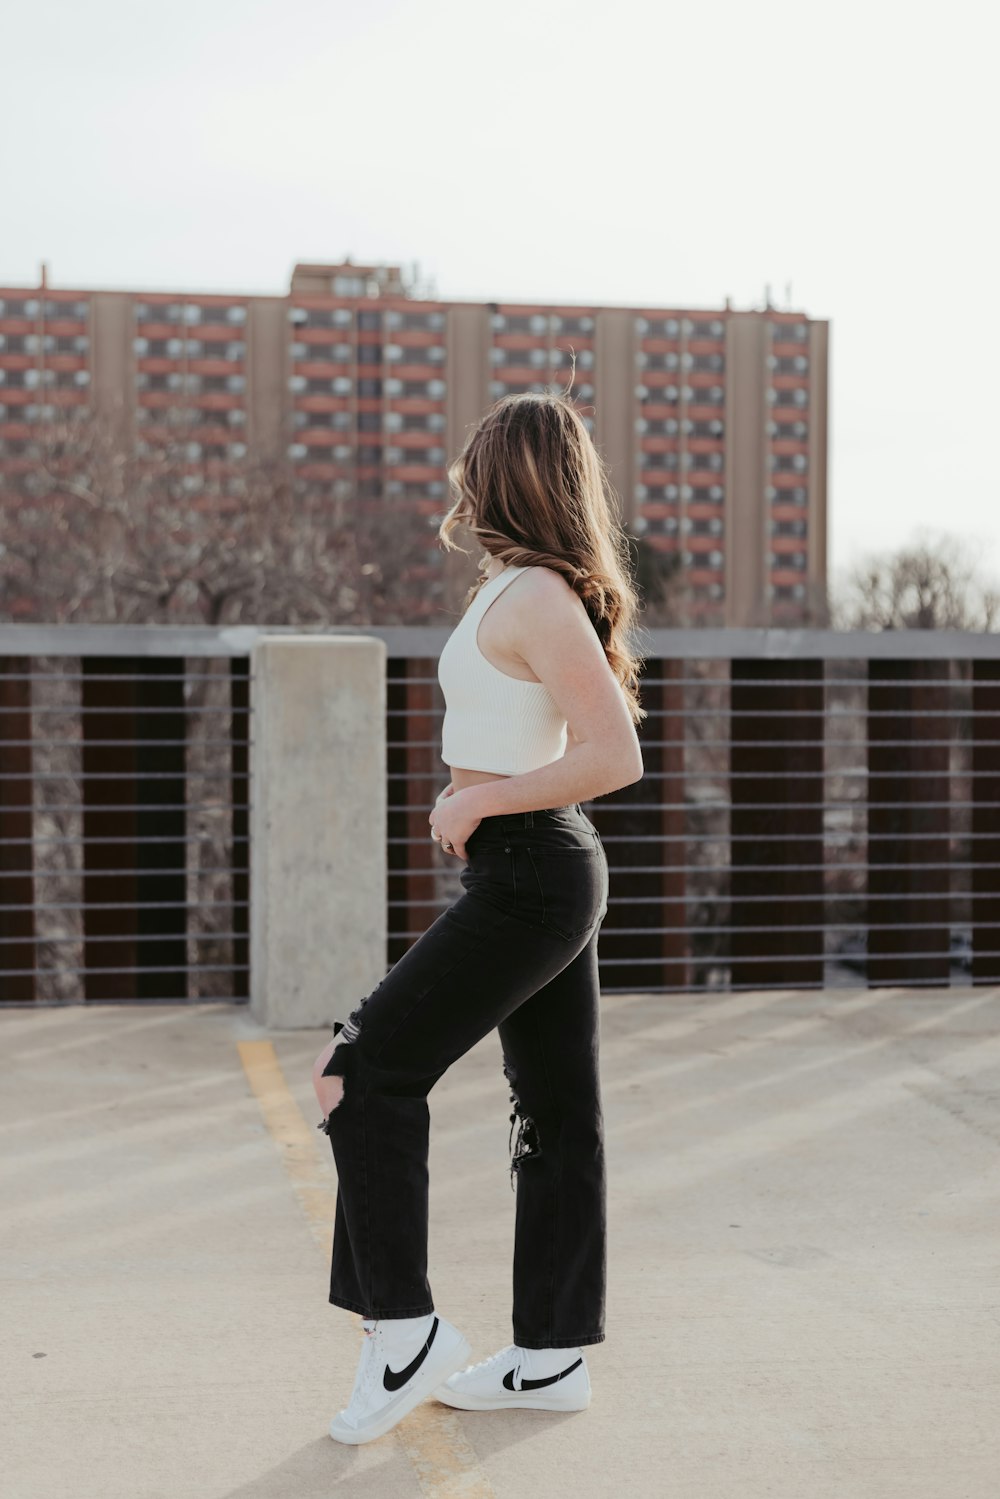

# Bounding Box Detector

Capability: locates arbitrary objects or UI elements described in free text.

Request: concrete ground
[3,986,1000,1499]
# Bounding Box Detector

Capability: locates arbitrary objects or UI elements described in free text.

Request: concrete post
[249,635,386,1028]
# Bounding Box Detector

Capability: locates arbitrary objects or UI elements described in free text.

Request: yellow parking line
[237,1040,496,1499]
[237,1040,336,1248]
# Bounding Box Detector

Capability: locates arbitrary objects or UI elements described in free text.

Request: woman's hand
[428,786,481,862]
[313,1037,345,1119]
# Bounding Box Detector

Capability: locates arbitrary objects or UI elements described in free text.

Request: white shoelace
[343,1322,383,1416]
[461,1344,518,1376]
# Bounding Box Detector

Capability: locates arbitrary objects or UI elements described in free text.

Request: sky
[2,0,997,598]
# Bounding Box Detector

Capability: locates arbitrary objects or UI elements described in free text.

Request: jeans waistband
[477,802,586,831]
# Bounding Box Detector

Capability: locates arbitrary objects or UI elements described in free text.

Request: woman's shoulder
[514,563,576,594]
[508,565,588,627]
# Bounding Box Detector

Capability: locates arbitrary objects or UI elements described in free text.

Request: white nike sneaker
[329,1313,472,1445]
[434,1343,591,1412]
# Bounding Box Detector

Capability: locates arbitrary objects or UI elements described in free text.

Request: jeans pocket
[524,842,604,941]
[460,847,515,912]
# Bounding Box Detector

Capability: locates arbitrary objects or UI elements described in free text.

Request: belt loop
[525,809,533,828]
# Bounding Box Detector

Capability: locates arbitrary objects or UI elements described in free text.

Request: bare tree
[0,408,446,627]
[831,526,1000,632]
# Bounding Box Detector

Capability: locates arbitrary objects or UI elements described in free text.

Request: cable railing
[0,628,250,1003]
[383,629,1000,995]
[2,624,998,1003]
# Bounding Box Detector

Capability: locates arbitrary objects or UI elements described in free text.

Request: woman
[312,390,646,1445]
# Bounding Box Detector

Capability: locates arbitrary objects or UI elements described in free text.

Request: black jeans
[319,802,609,1349]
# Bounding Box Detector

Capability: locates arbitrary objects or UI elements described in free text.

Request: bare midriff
[448,766,512,793]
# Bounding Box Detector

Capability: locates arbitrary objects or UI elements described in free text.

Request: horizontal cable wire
[383,802,996,820]
[384,761,1000,780]
[0,772,245,782]
[0,930,246,946]
[389,830,1000,845]
[0,997,251,1007]
[22,705,249,716]
[0,963,250,978]
[0,834,248,846]
[0,869,245,875]
[0,899,248,911]
[637,738,1000,748]
[0,675,250,685]
[384,674,994,690]
[398,863,993,878]
[584,949,1000,965]
[596,980,988,993]
[598,831,999,842]
[610,888,991,903]
[532,921,994,936]
[0,738,252,748]
[380,935,983,959]
[0,803,248,814]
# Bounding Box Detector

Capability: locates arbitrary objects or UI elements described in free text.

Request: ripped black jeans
[318,802,609,1350]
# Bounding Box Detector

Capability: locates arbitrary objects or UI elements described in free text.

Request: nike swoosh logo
[382,1316,439,1392]
[503,1356,583,1391]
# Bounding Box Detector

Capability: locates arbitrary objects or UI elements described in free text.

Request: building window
[771,322,809,343]
[385,310,447,332]
[636,316,680,337]
[770,355,810,373]
[0,298,40,317]
[773,583,806,601]
[767,387,809,408]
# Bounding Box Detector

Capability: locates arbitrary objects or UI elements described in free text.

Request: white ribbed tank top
[438,566,568,776]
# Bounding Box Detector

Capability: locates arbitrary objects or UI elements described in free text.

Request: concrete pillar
[250,636,386,1028]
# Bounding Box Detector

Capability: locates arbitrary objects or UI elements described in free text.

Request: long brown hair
[438,391,647,726]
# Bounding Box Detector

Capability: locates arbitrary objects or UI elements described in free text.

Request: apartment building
[0,260,828,623]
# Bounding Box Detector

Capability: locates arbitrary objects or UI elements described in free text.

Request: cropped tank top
[437,566,568,776]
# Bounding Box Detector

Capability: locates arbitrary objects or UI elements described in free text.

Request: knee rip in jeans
[320,970,388,1079]
[502,1056,541,1190]
[316,994,371,1134]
